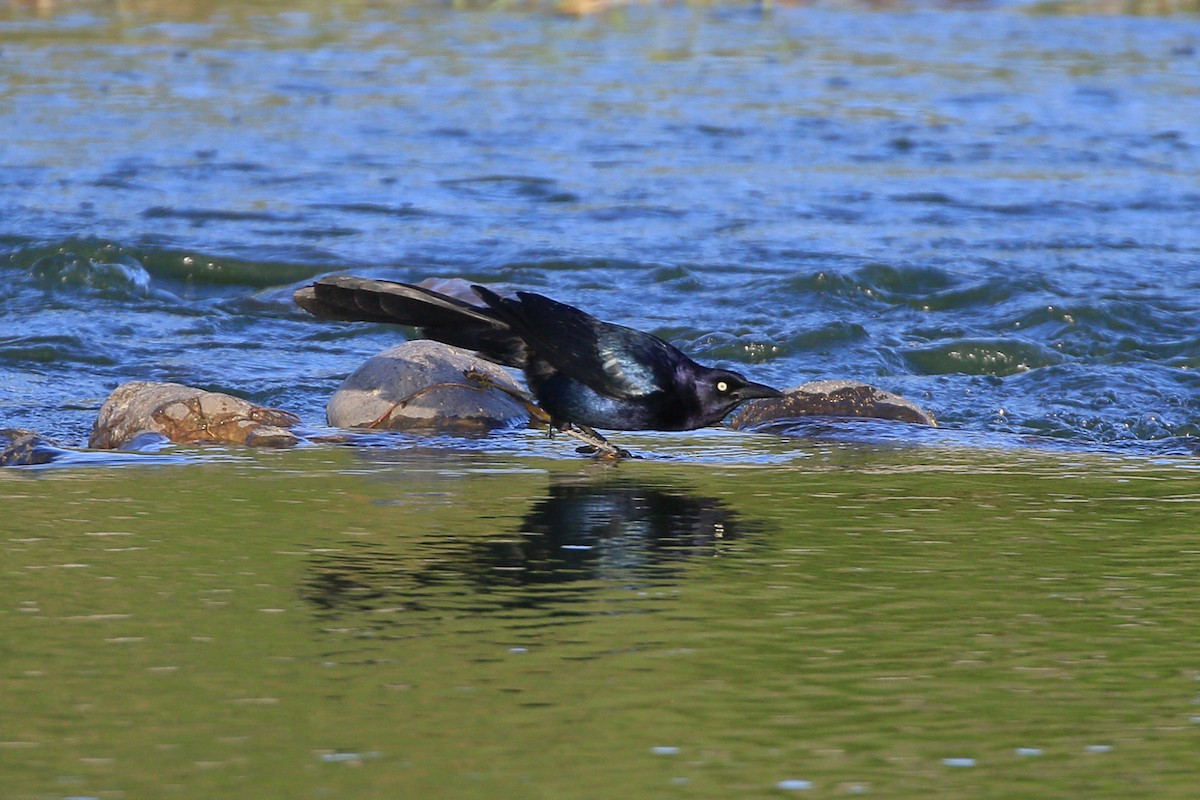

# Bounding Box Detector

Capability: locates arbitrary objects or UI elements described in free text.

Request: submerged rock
[0,429,73,466]
[728,379,936,430]
[89,382,302,449]
[326,340,531,432]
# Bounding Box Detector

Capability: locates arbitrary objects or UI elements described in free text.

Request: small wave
[0,334,117,367]
[782,263,1050,313]
[486,256,652,280]
[1003,299,1200,363]
[903,338,1064,376]
[587,204,687,221]
[890,189,1200,220]
[777,322,870,356]
[438,175,579,204]
[142,206,303,224]
[678,331,785,364]
[1018,411,1200,453]
[25,245,151,299]
[307,202,437,219]
[3,236,339,289]
[649,264,703,291]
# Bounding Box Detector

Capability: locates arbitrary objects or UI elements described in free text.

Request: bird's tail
[294,276,528,367]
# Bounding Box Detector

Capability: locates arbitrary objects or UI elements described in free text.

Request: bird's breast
[533,374,678,431]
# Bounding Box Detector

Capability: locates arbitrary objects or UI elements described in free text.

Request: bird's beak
[737,381,785,401]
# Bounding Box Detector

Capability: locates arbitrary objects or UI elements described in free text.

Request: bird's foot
[561,423,637,461]
[573,443,636,461]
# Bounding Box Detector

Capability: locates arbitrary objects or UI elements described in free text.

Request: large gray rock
[728,379,936,430]
[326,340,531,432]
[90,381,302,449]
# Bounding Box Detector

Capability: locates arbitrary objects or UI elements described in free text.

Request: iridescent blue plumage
[297,276,782,434]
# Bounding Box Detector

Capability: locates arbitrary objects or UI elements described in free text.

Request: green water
[3,443,1198,798]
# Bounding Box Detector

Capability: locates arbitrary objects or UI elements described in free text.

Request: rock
[0,429,72,466]
[326,340,531,432]
[728,379,936,430]
[89,382,302,449]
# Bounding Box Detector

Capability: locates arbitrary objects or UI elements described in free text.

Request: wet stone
[0,429,72,466]
[326,340,531,433]
[728,379,936,430]
[89,381,302,449]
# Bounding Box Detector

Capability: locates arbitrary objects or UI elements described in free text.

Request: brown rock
[89,382,301,449]
[728,379,936,430]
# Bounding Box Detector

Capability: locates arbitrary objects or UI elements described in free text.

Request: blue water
[2,2,1199,454]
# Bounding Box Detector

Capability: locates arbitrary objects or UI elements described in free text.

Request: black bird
[295,276,782,452]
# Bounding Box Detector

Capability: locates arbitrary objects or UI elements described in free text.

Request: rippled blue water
[2,1,1198,454]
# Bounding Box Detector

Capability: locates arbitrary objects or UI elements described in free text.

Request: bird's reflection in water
[302,481,754,624]
[484,482,744,586]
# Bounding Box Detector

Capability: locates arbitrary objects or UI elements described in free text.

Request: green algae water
[3,445,1199,798]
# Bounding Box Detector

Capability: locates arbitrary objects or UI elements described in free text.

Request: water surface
[3,446,1200,798]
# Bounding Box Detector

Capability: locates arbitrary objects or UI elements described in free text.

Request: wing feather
[473,287,680,399]
[295,277,528,367]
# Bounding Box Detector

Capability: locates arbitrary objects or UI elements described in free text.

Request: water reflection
[302,480,754,624]
[480,481,747,585]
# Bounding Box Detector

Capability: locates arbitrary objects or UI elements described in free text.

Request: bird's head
[693,368,783,426]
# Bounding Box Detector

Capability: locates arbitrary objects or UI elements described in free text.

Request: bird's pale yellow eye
[716,380,729,393]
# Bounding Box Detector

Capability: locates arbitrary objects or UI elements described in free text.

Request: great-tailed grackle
[295,276,782,454]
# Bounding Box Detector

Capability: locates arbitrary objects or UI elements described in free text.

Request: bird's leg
[463,368,633,459]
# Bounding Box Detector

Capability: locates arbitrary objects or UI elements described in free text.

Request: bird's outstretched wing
[295,277,529,367]
[473,286,681,399]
